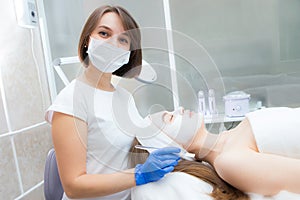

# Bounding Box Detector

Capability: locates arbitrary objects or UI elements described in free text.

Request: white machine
[223,91,250,117]
[14,0,38,28]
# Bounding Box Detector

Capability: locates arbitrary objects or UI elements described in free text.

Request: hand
[135,147,181,185]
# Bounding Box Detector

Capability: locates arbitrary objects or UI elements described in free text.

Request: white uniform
[45,79,143,200]
[246,107,300,159]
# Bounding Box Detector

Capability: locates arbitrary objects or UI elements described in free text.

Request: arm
[214,150,300,196]
[52,112,136,198]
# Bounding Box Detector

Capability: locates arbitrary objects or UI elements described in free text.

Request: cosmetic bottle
[208,89,217,114]
[198,90,206,115]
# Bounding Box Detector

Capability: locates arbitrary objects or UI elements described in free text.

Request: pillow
[131,172,213,200]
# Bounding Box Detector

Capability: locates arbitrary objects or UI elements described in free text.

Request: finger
[154,153,180,161]
[162,165,175,174]
[152,147,181,155]
[156,159,178,169]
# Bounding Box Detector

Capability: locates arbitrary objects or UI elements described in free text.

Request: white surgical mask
[87,37,131,73]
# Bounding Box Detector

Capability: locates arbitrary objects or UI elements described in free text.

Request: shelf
[204,107,266,124]
[204,114,244,124]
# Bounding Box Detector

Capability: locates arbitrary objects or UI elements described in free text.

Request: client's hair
[129,138,249,200]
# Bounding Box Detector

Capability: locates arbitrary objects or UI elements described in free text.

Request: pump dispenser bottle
[208,89,217,114]
[198,90,206,115]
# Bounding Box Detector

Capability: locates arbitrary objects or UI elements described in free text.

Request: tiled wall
[0,0,53,199]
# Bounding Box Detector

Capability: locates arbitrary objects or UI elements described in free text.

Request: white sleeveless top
[45,79,144,200]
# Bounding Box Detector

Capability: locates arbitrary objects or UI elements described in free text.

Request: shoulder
[246,107,296,119]
[115,85,131,96]
[55,79,97,102]
[213,151,247,182]
[214,152,239,171]
[113,85,135,103]
[49,80,79,108]
[45,80,90,123]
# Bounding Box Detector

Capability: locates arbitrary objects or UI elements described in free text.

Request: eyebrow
[97,25,112,31]
[120,31,129,36]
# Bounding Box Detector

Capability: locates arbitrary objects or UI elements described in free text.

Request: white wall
[0,0,52,199]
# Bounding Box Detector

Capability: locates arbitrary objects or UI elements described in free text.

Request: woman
[134,107,300,198]
[45,5,180,200]
[130,138,249,200]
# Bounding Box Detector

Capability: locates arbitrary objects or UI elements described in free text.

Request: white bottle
[208,89,216,114]
[198,90,206,115]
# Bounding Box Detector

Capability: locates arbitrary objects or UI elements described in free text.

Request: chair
[44,148,64,200]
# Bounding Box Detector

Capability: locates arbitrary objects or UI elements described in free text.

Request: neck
[193,130,224,165]
[80,65,115,91]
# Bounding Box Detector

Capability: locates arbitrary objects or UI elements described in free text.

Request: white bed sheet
[131,172,300,200]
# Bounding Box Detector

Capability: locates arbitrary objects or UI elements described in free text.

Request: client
[132,107,300,198]
[130,138,249,200]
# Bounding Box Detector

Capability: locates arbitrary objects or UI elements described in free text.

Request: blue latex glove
[135,147,181,186]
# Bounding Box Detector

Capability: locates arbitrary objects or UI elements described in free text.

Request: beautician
[45,5,180,200]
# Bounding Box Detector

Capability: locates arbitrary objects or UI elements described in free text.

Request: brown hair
[129,138,249,200]
[78,5,142,78]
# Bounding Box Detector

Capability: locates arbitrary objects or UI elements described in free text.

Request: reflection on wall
[170,0,300,111]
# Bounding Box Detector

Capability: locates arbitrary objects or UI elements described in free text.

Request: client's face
[148,109,203,149]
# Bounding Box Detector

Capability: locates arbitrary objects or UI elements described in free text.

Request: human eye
[98,31,110,38]
[162,112,174,124]
[118,35,130,45]
[119,38,128,44]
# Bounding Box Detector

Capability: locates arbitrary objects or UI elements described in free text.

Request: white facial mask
[87,37,131,73]
[148,110,203,147]
[134,110,201,161]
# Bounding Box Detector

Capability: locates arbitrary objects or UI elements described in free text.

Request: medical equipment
[223,91,250,117]
[135,145,195,161]
[14,0,38,28]
[52,57,157,87]
[135,60,157,84]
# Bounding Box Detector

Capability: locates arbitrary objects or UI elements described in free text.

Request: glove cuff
[135,164,145,186]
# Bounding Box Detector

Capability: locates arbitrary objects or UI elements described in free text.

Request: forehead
[97,12,126,34]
